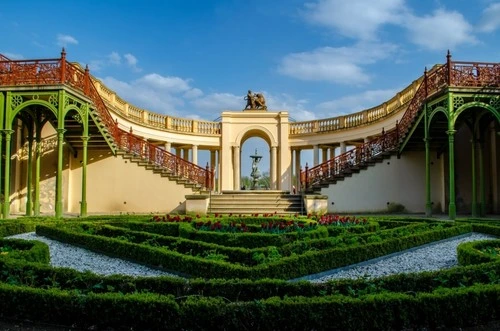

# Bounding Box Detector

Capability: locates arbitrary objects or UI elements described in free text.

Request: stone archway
[219,110,291,191]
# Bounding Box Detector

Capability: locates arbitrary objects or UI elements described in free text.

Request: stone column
[295,149,301,192]
[321,148,328,163]
[271,145,277,189]
[192,145,198,165]
[313,145,319,166]
[164,142,171,153]
[340,141,347,154]
[233,146,240,190]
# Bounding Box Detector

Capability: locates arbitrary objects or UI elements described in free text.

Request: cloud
[277,42,398,85]
[302,0,407,40]
[317,88,400,116]
[124,53,141,72]
[101,73,200,116]
[478,3,500,32]
[262,93,315,121]
[190,93,241,111]
[56,34,78,47]
[403,9,477,51]
[108,52,121,65]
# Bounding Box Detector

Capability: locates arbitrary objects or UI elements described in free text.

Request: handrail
[0,50,214,190]
[301,55,500,190]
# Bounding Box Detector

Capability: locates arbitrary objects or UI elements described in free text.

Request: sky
[1,0,499,178]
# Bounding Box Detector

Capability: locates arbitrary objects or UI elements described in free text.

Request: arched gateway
[220,105,291,191]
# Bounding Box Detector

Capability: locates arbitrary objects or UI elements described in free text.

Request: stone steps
[208,191,304,215]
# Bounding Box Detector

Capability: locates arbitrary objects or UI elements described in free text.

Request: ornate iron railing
[301,54,500,190]
[0,50,214,190]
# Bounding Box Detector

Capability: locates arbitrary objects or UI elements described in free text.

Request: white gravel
[295,232,497,283]
[6,231,497,282]
[6,232,178,278]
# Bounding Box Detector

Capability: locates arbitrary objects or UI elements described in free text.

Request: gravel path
[6,232,497,282]
[294,232,497,282]
[7,232,178,278]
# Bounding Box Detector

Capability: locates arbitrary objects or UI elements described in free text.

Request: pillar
[313,145,319,166]
[491,124,498,213]
[233,146,240,190]
[192,145,198,165]
[271,145,277,189]
[340,141,347,154]
[164,142,171,153]
[34,126,41,216]
[424,103,432,217]
[55,128,66,218]
[478,139,486,216]
[471,137,478,217]
[295,149,301,192]
[321,148,328,163]
[447,129,457,220]
[25,129,34,216]
[424,138,432,216]
[80,136,89,217]
[2,130,14,218]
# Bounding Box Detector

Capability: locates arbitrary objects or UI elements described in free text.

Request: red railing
[0,50,214,190]
[116,129,214,189]
[301,53,499,190]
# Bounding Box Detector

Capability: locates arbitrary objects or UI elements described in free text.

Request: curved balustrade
[0,50,214,190]
[289,78,420,136]
[301,56,500,190]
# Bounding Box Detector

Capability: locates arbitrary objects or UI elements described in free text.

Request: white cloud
[190,93,241,111]
[278,42,398,85]
[317,88,400,116]
[183,88,203,99]
[404,9,477,51]
[108,52,121,65]
[56,34,78,47]
[136,73,192,93]
[302,0,407,40]
[101,73,201,116]
[124,53,141,72]
[478,3,500,32]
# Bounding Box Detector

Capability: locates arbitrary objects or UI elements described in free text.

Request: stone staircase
[208,190,304,215]
[116,151,206,193]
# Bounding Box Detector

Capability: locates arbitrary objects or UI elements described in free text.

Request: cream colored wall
[67,149,194,214]
[321,151,444,214]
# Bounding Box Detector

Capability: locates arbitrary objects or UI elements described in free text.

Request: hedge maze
[0,215,499,330]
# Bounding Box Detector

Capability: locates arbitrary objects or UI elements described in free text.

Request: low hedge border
[36,222,472,280]
[1,217,499,330]
[0,238,50,264]
[0,279,498,330]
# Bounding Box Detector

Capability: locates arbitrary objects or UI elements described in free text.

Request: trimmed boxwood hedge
[0,216,499,330]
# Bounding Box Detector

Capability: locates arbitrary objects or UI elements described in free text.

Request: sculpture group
[244,90,267,110]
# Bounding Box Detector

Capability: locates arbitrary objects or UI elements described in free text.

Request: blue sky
[1,0,499,177]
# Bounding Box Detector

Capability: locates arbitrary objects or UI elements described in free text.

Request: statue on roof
[244,90,267,110]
